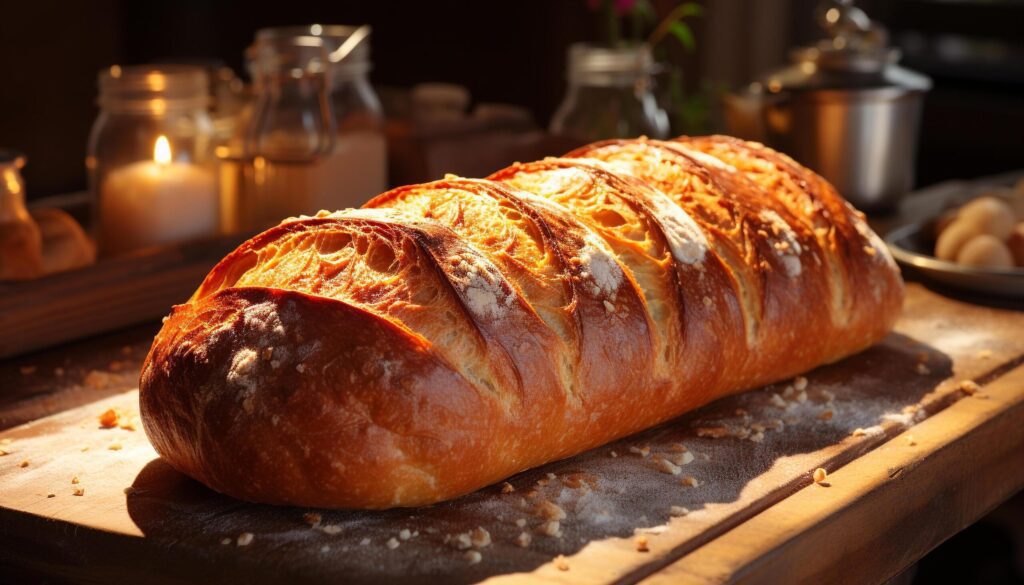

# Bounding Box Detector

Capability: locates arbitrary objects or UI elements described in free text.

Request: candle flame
[154,135,171,165]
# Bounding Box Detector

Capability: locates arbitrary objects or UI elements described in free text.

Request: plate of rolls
[885,177,1024,298]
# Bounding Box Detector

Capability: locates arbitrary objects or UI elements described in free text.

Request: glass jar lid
[566,43,657,87]
[98,65,209,113]
[256,24,372,76]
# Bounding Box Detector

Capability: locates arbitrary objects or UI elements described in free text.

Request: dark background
[0,1,1021,582]
[1,0,1022,201]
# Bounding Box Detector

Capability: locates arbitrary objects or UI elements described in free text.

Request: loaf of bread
[140,135,903,509]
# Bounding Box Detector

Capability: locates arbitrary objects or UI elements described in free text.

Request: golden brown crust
[140,136,903,508]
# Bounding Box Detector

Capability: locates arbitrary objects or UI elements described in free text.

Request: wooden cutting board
[0,282,1022,584]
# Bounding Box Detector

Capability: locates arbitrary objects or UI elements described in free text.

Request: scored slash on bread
[140,135,903,509]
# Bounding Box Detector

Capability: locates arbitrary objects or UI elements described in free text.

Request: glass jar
[550,43,669,142]
[87,65,219,256]
[220,27,388,232]
[254,25,387,204]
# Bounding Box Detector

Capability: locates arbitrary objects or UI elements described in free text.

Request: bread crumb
[540,520,562,537]
[386,537,400,550]
[303,512,322,526]
[360,538,370,546]
[72,487,85,496]
[635,535,649,552]
[515,518,527,528]
[813,468,828,484]
[629,445,651,457]
[237,532,254,546]
[321,524,342,535]
[603,300,615,313]
[749,431,765,443]
[654,456,682,476]
[695,426,729,439]
[84,370,117,390]
[501,482,515,494]
[702,296,713,307]
[669,505,690,517]
[320,545,330,553]
[959,380,981,396]
[563,473,593,489]
[469,527,492,548]
[906,435,917,446]
[609,450,618,458]
[515,531,532,548]
[977,349,993,360]
[47,493,55,498]
[821,390,836,402]
[451,532,473,550]
[107,443,123,451]
[123,486,136,495]
[19,460,29,468]
[0,447,10,457]
[796,390,808,403]
[554,555,570,571]
[669,442,687,452]
[296,363,306,373]
[668,451,694,466]
[819,410,834,421]
[71,475,80,484]
[915,363,930,375]
[399,528,412,541]
[794,376,808,391]
[782,385,795,398]
[464,550,482,564]
[680,476,699,487]
[770,393,787,408]
[98,409,120,428]
[536,500,566,521]
[221,537,231,545]
[852,428,867,437]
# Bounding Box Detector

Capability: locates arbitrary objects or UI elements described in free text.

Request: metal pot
[724,1,931,212]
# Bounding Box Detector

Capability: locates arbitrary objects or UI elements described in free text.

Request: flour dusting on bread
[578,234,623,298]
[647,192,708,265]
[758,210,803,277]
[447,252,515,320]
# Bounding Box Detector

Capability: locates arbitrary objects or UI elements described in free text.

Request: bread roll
[30,208,95,275]
[140,136,903,508]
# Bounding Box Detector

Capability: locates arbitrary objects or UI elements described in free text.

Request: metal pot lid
[758,1,931,94]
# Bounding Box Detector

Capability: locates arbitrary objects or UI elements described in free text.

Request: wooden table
[0,278,1021,585]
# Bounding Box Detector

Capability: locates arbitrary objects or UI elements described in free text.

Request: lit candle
[99,136,219,255]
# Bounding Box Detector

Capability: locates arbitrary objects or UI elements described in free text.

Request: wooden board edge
[637,363,1024,585]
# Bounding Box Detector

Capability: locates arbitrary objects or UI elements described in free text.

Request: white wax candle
[100,152,219,255]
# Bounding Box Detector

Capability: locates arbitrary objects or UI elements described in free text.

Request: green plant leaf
[648,1,703,48]
[668,21,696,52]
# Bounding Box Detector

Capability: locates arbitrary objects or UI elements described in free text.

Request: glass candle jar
[87,65,219,256]
[550,43,669,142]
